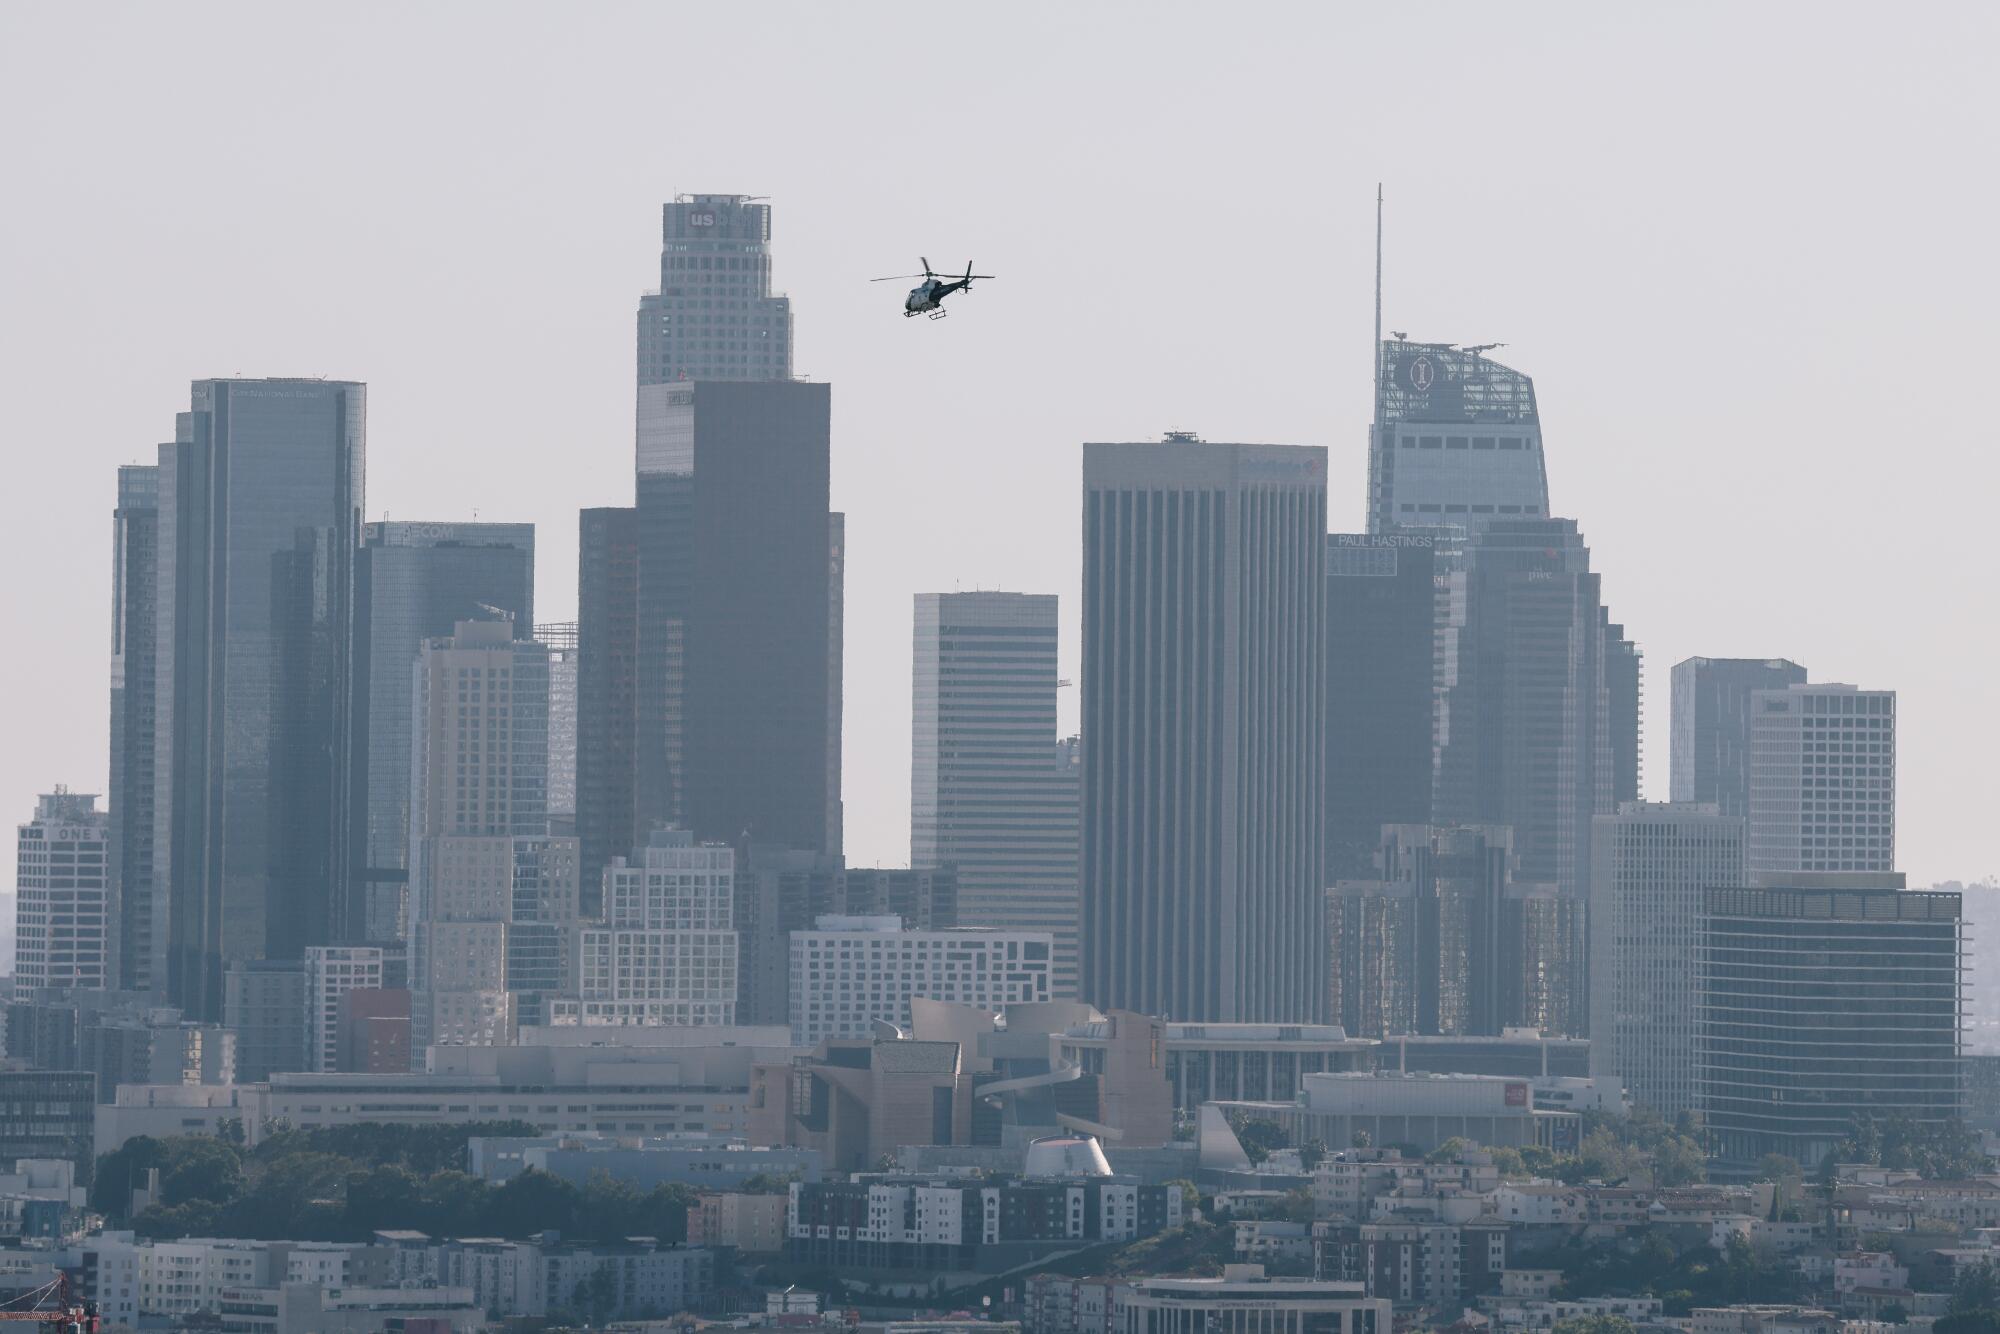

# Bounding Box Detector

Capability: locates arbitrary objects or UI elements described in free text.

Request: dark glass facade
[1432,518,1612,905]
[1329,824,1581,1038]
[634,380,840,858]
[1604,616,1642,808]
[1698,881,1962,1168]
[341,521,534,944]
[576,505,639,915]
[109,464,160,991]
[155,380,364,1020]
[1325,534,1437,881]
[1669,656,1809,819]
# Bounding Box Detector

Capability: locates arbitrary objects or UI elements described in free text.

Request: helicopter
[871,258,993,319]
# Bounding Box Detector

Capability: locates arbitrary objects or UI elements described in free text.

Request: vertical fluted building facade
[109,465,160,991]
[575,506,639,915]
[912,591,1081,995]
[1081,435,1327,1022]
[1588,801,1744,1118]
[154,378,365,1021]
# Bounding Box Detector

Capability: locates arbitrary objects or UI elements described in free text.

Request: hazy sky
[2,2,1995,899]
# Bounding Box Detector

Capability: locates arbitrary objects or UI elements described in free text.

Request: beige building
[689,1192,786,1254]
[408,618,561,1053]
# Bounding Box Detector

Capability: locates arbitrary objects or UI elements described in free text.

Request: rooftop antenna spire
[1373,183,1384,410]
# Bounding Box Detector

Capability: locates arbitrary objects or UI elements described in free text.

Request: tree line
[89,1122,790,1244]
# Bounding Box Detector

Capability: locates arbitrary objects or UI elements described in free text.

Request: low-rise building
[789,916,1052,1046]
[690,1191,788,1253]
[1234,1072,1575,1157]
[1233,1219,1313,1264]
[1058,1022,1375,1114]
[468,1132,819,1189]
[1113,1266,1389,1334]
[1689,1305,1840,1334]
[1314,1218,1509,1306]
[1312,1150,1501,1221]
[788,1174,1182,1273]
[217,1281,482,1334]
[1710,1214,1817,1254]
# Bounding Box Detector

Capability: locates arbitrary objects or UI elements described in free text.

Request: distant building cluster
[0,191,1968,1329]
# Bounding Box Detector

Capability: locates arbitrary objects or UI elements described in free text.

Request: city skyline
[3,6,1995,905]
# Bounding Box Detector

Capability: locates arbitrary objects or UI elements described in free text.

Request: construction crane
[0,1274,96,1334]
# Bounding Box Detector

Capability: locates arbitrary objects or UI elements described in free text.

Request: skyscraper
[407,617,555,1051]
[1325,533,1437,880]
[1081,435,1327,1022]
[14,792,109,993]
[342,521,535,945]
[154,378,365,1021]
[1432,518,1613,903]
[1747,683,1896,877]
[911,591,1081,995]
[733,853,959,1025]
[1588,801,1745,1118]
[635,194,793,388]
[1329,823,1582,1039]
[538,621,580,831]
[1670,657,1810,819]
[632,380,840,857]
[1367,341,1550,536]
[1604,617,1643,808]
[568,829,737,1027]
[1698,877,1960,1168]
[575,505,639,913]
[108,464,160,992]
[302,945,383,1073]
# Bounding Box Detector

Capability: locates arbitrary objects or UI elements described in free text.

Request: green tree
[1227,1115,1288,1165]
[1952,1260,2000,1315]
[489,1169,581,1240]
[1650,1135,1708,1187]
[1298,1139,1329,1171]
[1426,1137,1472,1165]
[159,1136,246,1208]
[577,1264,619,1327]
[1879,1304,1909,1325]
[1488,1147,1528,1177]
[1935,1314,2000,1334]
[1350,1128,1372,1149]
[345,1164,425,1236]
[91,1136,166,1218]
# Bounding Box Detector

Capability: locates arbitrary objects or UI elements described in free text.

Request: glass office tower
[155,379,364,1020]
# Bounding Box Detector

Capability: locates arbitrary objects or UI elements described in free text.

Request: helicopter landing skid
[927,308,948,320]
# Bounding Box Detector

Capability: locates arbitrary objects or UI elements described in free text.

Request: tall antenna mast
[1373,183,1384,409]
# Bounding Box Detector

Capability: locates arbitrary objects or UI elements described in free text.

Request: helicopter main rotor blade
[870,274,927,282]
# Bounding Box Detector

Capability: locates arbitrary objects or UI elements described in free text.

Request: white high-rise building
[1588,801,1745,1118]
[912,591,1081,996]
[788,915,1051,1046]
[1746,683,1895,878]
[14,791,109,992]
[409,618,557,1053]
[569,830,738,1027]
[303,946,384,1073]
